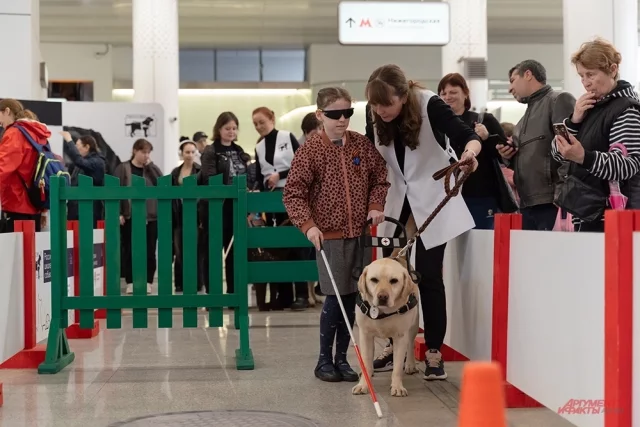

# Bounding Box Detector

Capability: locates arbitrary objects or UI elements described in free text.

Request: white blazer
[256,130,294,189]
[374,89,475,259]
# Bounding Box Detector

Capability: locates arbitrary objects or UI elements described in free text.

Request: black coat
[65,141,107,225]
[170,162,200,226]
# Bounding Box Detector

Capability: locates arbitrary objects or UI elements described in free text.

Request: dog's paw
[352,383,369,395]
[404,363,419,375]
[390,384,409,397]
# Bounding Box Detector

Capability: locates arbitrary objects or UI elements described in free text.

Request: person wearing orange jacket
[0,99,51,232]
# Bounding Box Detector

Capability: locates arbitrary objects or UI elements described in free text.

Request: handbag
[607,143,629,210]
[476,112,519,213]
[554,173,608,223]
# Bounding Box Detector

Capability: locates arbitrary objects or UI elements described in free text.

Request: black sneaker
[424,349,447,380]
[314,360,342,382]
[314,284,324,296]
[335,360,358,382]
[373,343,394,372]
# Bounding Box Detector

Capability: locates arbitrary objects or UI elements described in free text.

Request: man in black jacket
[497,60,576,230]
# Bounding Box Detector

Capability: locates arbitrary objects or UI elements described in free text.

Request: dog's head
[358,258,416,310]
[143,117,154,125]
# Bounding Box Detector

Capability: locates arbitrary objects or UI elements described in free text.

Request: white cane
[318,242,383,418]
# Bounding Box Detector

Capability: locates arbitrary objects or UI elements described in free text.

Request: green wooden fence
[38,173,317,375]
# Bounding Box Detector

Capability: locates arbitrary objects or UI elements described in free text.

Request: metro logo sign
[338,1,450,46]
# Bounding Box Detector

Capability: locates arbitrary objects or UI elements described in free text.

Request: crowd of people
[0,36,636,382]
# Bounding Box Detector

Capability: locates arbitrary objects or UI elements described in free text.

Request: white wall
[307,43,565,99]
[39,42,566,104]
[0,233,24,364]
[40,43,115,102]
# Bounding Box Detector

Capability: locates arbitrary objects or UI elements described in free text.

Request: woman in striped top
[552,38,640,232]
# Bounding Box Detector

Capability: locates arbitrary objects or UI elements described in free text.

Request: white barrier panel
[35,231,74,343]
[508,230,605,427]
[0,233,24,364]
[633,233,640,427]
[92,229,104,298]
[440,230,494,361]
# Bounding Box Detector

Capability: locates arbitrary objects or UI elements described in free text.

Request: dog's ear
[358,265,369,297]
[399,269,414,302]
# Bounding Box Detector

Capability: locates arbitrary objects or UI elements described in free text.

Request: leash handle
[395,157,474,259]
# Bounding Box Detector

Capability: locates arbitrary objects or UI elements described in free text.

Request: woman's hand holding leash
[460,149,478,173]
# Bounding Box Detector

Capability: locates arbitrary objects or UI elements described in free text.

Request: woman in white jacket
[366,64,481,380]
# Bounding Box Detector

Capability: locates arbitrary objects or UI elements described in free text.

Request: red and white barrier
[0,221,105,369]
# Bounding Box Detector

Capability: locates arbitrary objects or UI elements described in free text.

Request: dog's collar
[356,292,418,320]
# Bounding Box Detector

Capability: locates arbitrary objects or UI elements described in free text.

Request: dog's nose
[377,292,389,305]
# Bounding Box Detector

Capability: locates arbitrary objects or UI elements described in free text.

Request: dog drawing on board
[352,250,420,397]
[127,116,154,137]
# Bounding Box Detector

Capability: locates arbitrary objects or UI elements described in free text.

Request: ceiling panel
[37,0,584,47]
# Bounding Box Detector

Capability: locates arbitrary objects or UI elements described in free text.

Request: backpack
[14,124,70,211]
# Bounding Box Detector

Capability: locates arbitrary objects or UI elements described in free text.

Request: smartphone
[553,123,571,143]
[488,134,514,148]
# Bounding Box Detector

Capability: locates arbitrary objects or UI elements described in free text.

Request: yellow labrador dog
[352,255,420,397]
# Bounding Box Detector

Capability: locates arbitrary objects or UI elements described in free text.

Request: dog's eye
[370,277,379,283]
[390,278,399,284]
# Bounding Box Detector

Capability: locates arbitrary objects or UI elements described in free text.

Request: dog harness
[356,293,419,320]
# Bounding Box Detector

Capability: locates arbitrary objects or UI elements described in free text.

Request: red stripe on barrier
[491,213,541,408]
[604,210,634,427]
[15,221,37,349]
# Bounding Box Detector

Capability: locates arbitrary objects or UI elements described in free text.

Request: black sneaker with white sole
[373,343,394,372]
[424,349,447,380]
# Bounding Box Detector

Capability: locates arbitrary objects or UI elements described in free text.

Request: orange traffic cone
[458,362,506,427]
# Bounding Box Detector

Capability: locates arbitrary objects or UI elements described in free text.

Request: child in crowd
[283,87,390,382]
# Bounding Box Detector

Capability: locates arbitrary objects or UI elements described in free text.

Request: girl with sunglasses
[283,87,390,383]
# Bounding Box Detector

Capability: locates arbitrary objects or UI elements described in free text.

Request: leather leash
[394,157,474,259]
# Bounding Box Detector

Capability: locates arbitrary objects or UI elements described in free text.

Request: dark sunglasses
[322,108,354,120]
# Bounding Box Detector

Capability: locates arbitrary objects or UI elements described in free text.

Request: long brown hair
[365,64,424,150]
[213,111,239,142]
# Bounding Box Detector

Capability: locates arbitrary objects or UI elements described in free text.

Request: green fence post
[207,174,224,327]
[181,175,198,327]
[156,175,174,328]
[77,175,96,329]
[233,175,254,370]
[104,175,122,329]
[38,176,75,374]
[131,175,148,328]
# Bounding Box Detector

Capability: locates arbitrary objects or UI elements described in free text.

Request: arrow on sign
[345,17,355,28]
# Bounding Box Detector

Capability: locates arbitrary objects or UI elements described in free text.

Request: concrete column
[0,0,45,100]
[562,0,638,98]
[441,0,489,111]
[132,0,180,173]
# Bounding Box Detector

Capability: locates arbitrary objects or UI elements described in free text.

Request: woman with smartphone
[437,73,514,229]
[552,39,640,232]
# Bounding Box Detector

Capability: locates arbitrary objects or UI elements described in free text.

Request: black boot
[314,360,342,382]
[334,360,358,382]
[290,297,309,311]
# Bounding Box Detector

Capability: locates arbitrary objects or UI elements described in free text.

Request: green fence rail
[38,173,317,375]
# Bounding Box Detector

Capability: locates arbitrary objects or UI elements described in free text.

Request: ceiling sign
[338,1,450,46]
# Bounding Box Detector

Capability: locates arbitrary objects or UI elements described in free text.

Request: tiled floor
[0,305,575,427]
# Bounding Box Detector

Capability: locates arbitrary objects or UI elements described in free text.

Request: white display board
[92,229,105,298]
[338,1,450,46]
[0,232,24,364]
[62,101,166,173]
[35,231,74,343]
